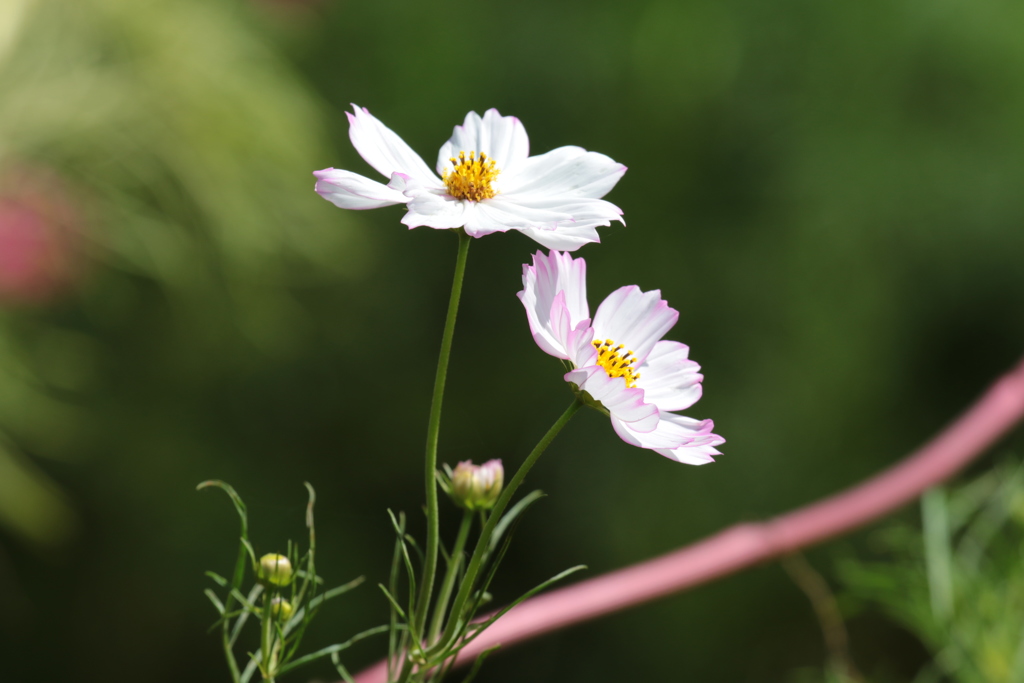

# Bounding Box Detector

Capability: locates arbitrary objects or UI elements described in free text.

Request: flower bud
[450,459,503,511]
[258,553,293,586]
[269,596,293,621]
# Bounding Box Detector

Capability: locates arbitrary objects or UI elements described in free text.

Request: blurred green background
[2,0,1023,680]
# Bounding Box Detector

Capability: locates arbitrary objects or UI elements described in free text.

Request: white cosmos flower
[314,106,626,251]
[518,250,724,465]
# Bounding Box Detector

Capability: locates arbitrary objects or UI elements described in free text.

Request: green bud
[450,459,504,511]
[269,596,293,621]
[258,553,293,586]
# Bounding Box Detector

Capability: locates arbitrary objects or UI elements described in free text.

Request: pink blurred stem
[354,356,1024,683]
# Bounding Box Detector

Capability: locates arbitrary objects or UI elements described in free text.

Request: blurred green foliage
[0,0,1022,681]
[837,461,1024,682]
[791,459,1024,683]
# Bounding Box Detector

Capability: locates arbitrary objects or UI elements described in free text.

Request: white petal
[313,168,408,210]
[502,195,623,226]
[512,196,622,246]
[477,196,574,228]
[592,286,678,364]
[464,200,546,236]
[566,367,659,430]
[347,105,439,184]
[437,109,530,175]
[516,250,590,358]
[653,443,722,465]
[463,210,511,237]
[516,195,624,222]
[518,224,602,251]
[636,341,704,412]
[501,195,623,251]
[501,146,626,199]
[610,412,717,450]
[400,191,468,230]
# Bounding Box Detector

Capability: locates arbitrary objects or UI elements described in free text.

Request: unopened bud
[451,459,503,511]
[258,553,293,586]
[269,596,293,621]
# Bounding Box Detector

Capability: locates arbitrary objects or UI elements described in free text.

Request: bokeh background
[2,0,1023,681]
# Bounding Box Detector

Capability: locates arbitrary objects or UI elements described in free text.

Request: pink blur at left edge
[0,168,83,306]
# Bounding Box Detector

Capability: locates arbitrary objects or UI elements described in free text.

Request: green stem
[428,510,474,644]
[415,229,472,639]
[260,593,273,679]
[222,618,242,683]
[428,398,584,656]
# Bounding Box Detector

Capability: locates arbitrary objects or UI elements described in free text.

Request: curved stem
[353,354,1024,682]
[428,398,584,656]
[414,230,472,639]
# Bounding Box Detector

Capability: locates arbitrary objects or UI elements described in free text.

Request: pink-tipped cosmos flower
[518,251,724,465]
[314,106,626,251]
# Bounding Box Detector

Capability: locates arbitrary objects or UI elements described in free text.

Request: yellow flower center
[592,338,641,388]
[443,151,499,201]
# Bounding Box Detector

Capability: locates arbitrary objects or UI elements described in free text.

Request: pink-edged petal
[387,171,449,200]
[549,306,593,360]
[400,192,468,230]
[516,251,591,358]
[519,250,590,326]
[651,416,725,464]
[610,412,717,450]
[546,291,575,355]
[566,319,599,367]
[566,366,659,430]
[347,105,439,185]
[592,285,678,364]
[313,168,408,210]
[636,340,704,412]
[437,109,530,175]
[517,286,561,356]
[501,146,626,199]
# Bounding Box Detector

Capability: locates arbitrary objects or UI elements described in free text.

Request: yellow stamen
[443,151,499,201]
[592,338,641,388]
